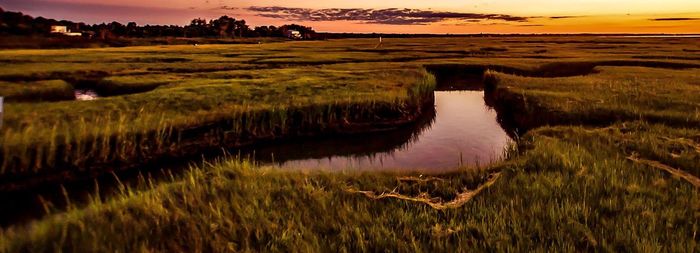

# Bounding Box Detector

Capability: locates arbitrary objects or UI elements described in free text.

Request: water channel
[249,90,511,172]
[0,72,515,226]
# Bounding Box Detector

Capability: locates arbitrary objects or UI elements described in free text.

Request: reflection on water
[248,90,512,172]
[74,89,99,100]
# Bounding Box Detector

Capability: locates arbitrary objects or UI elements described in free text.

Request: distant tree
[190,18,207,27]
[233,19,250,37]
[31,16,50,34]
[186,18,210,37]
[211,16,235,37]
[126,22,139,37]
[97,24,111,39]
[253,26,272,37]
[280,24,316,39]
[109,21,126,36]
[0,8,317,40]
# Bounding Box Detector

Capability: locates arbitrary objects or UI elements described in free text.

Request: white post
[375,36,383,49]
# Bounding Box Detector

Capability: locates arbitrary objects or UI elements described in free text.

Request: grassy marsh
[0,36,699,251]
[0,63,435,186]
[2,122,698,252]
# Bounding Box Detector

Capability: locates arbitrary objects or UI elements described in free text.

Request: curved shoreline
[0,93,436,191]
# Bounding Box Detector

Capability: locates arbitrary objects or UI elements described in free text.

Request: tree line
[0,7,317,39]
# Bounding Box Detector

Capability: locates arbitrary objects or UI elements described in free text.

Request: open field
[0,36,699,251]
[0,36,288,49]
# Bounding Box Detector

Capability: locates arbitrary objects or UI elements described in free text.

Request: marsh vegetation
[0,36,699,252]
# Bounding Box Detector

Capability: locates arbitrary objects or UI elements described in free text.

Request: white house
[50,25,82,36]
[284,30,302,39]
[50,25,68,33]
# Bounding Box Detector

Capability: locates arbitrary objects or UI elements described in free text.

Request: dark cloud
[218,6,239,11]
[246,6,529,25]
[549,16,586,19]
[443,22,508,26]
[649,18,700,21]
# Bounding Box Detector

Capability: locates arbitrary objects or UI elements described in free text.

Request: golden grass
[0,36,699,251]
[627,154,700,188]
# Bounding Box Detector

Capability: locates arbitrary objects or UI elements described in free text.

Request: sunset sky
[1,0,699,33]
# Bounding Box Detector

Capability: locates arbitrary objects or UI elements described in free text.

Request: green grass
[0,64,435,180]
[0,36,699,251]
[0,80,74,102]
[3,37,698,180]
[488,66,700,128]
[1,122,697,252]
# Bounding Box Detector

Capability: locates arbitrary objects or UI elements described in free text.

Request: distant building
[50,25,82,36]
[284,30,302,39]
[50,25,68,33]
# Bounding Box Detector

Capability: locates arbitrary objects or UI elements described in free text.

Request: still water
[74,89,99,100]
[248,90,512,172]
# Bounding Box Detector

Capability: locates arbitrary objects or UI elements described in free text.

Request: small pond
[74,89,100,100]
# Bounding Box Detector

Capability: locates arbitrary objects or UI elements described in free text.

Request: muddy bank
[246,106,437,165]
[424,61,700,136]
[0,94,435,191]
[0,71,162,102]
[481,71,700,135]
[0,98,439,227]
[0,65,515,227]
[425,60,700,80]
[2,66,510,227]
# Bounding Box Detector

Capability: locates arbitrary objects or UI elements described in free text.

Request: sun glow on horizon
[1,0,699,33]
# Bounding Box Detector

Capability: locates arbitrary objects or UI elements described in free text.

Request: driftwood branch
[346,172,502,210]
[627,154,700,188]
